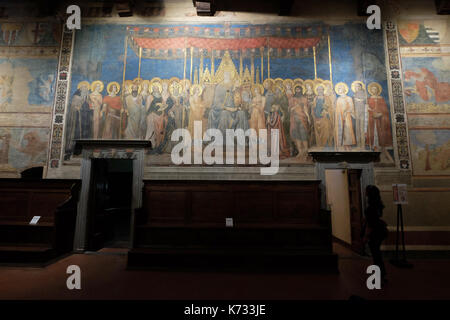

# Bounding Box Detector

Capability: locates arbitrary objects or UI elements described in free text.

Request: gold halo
[135,84,143,94]
[274,84,285,94]
[367,82,382,95]
[169,81,181,96]
[190,84,203,96]
[263,78,274,89]
[180,79,191,90]
[123,80,133,94]
[314,83,326,95]
[304,79,315,91]
[322,80,333,94]
[351,80,366,93]
[126,80,142,94]
[274,77,284,85]
[169,77,180,85]
[252,84,264,95]
[335,82,349,95]
[150,77,162,84]
[293,78,303,85]
[151,78,163,93]
[133,77,143,85]
[150,81,162,93]
[141,79,150,88]
[77,81,90,90]
[106,81,120,94]
[283,79,294,89]
[293,84,304,93]
[315,78,324,84]
[322,80,333,87]
[161,79,170,88]
[90,80,104,92]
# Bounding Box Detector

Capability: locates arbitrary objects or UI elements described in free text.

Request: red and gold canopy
[127,24,327,59]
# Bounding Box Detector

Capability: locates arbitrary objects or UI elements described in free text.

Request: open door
[87,159,133,251]
[325,169,352,245]
[325,168,365,255]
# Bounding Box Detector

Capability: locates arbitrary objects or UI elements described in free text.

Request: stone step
[135,224,332,248]
[0,224,54,245]
[0,244,55,264]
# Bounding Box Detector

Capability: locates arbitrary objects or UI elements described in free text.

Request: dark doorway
[347,169,365,255]
[87,159,133,250]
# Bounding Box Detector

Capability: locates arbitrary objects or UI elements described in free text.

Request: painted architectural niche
[397,20,450,176]
[62,22,396,168]
[0,22,60,177]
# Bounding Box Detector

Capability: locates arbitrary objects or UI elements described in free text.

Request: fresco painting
[0,22,59,176]
[409,130,450,175]
[64,23,394,165]
[0,58,58,112]
[0,127,50,176]
[0,22,60,47]
[0,22,60,112]
[398,20,450,46]
[399,20,450,175]
[408,114,450,129]
[402,56,450,114]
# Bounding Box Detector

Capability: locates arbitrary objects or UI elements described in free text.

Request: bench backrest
[0,179,79,224]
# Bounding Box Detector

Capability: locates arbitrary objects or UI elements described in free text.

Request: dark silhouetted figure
[362,185,388,281]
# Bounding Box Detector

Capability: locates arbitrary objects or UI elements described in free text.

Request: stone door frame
[72,140,151,252]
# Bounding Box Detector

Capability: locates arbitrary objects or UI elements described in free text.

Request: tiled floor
[0,243,449,300]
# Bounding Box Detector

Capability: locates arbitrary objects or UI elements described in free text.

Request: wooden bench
[128,180,338,272]
[0,179,80,264]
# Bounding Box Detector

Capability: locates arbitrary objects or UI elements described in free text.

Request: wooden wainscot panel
[191,191,233,223]
[234,191,273,222]
[30,191,72,223]
[0,179,77,224]
[141,180,321,227]
[131,180,337,271]
[0,179,80,264]
[146,190,188,222]
[277,190,318,224]
[0,191,29,222]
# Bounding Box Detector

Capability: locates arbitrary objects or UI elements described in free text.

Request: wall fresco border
[384,20,411,170]
[46,26,75,172]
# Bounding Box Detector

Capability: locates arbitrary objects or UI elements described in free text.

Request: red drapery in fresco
[132,36,321,50]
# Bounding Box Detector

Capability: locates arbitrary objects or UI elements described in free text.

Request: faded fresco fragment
[64,23,394,165]
[0,22,59,177]
[0,128,50,177]
[399,20,450,175]
[0,58,57,112]
[409,130,450,175]
[0,22,59,112]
